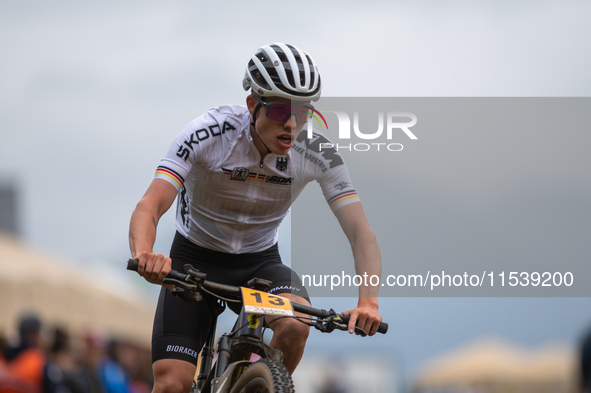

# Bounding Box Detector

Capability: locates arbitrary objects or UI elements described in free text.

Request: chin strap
[251,103,272,154]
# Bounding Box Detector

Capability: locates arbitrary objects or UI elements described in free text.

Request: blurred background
[1,1,591,393]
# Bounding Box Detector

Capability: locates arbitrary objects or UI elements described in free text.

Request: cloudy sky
[2,1,591,389]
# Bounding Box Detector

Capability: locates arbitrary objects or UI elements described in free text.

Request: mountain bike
[127,259,388,393]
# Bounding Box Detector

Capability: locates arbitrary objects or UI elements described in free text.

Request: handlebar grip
[127,258,139,271]
[339,313,389,334]
[127,258,190,282]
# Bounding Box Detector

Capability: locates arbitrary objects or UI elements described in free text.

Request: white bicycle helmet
[242,43,322,101]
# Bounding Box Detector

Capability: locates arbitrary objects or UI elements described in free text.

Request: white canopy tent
[413,338,578,393]
[0,235,155,347]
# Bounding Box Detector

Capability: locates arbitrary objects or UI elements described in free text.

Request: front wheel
[229,359,294,393]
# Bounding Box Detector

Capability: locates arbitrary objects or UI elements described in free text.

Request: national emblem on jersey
[276,157,288,172]
[230,167,249,181]
[222,167,266,182]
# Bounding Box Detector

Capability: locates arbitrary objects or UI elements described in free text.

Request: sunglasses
[252,95,313,124]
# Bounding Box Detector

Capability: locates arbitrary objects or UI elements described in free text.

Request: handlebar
[127,259,388,334]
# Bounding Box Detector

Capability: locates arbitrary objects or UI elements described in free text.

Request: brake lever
[162,277,198,291]
[163,277,203,302]
[354,326,367,337]
[323,313,367,336]
[329,321,367,336]
[171,287,202,302]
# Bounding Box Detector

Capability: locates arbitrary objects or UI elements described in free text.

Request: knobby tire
[229,359,294,393]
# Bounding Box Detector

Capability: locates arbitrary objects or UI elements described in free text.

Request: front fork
[193,299,225,393]
[193,308,282,393]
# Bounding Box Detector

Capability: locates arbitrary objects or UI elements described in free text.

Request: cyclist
[129,43,382,393]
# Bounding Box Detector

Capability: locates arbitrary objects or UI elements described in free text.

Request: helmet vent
[243,43,322,100]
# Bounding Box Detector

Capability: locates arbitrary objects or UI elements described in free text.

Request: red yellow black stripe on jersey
[328,191,359,210]
[155,166,185,188]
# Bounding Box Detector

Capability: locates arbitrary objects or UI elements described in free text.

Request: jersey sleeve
[317,159,361,213]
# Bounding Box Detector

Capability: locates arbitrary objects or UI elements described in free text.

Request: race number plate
[240,287,294,316]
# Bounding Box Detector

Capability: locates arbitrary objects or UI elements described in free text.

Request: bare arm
[334,202,383,336]
[129,178,178,285]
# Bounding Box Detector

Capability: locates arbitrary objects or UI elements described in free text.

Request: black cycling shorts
[151,232,310,365]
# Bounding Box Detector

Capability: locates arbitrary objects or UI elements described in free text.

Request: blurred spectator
[44,328,87,393]
[98,341,130,393]
[80,329,108,393]
[111,344,149,393]
[80,331,131,393]
[3,323,152,393]
[1,313,46,393]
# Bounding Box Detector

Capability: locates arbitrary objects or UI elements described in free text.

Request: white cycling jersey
[154,105,360,254]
